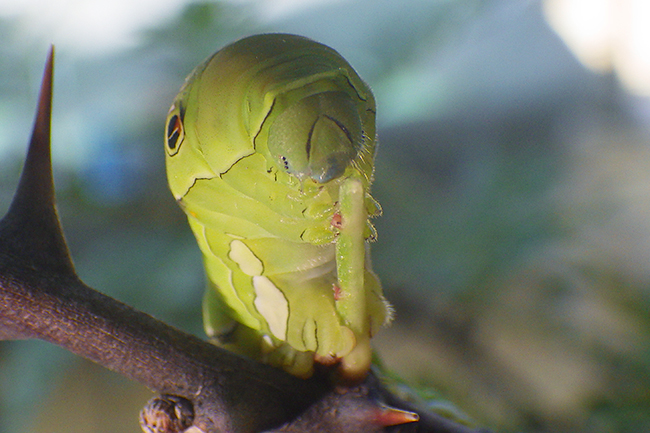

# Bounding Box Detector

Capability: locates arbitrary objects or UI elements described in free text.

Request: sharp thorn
[371,404,420,427]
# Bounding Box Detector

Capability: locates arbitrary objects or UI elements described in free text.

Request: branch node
[140,394,195,433]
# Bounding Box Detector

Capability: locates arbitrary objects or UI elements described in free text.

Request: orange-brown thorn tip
[370,404,420,427]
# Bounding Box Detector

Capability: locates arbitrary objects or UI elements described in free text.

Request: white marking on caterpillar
[253,276,289,340]
[262,334,275,349]
[229,239,263,276]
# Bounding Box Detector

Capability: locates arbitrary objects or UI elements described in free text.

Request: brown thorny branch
[0,49,490,433]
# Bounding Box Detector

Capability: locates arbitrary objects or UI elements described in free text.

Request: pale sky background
[1,0,648,94]
[0,0,339,54]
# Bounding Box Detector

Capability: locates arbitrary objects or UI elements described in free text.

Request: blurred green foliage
[1,1,650,432]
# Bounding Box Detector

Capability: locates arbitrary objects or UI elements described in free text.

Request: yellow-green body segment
[165,33,391,379]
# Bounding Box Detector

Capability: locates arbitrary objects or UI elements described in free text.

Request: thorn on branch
[0,46,76,277]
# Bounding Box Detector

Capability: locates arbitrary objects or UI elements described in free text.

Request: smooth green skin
[165,34,391,379]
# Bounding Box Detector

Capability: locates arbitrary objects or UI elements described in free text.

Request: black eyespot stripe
[167,114,182,151]
[305,118,318,159]
[323,114,353,145]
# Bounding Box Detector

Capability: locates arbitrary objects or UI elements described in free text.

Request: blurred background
[1,0,650,432]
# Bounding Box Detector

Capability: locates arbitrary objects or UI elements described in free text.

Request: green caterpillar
[165,33,391,380]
